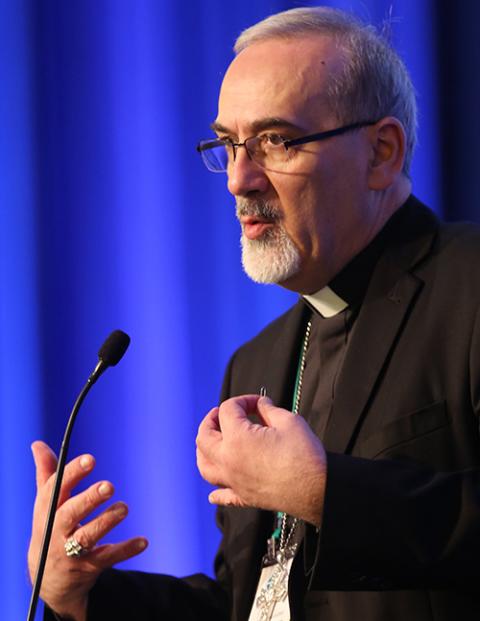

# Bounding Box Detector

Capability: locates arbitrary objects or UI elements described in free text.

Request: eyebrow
[210,117,306,136]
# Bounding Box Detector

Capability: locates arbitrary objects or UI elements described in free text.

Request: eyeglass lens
[200,137,287,172]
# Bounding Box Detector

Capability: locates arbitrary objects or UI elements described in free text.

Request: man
[29,6,480,621]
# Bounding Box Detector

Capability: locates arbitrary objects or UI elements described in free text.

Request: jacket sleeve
[44,512,231,621]
[302,448,480,591]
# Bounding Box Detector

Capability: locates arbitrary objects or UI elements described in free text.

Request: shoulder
[425,215,480,283]
[410,204,480,313]
[228,301,303,373]
[220,300,305,399]
[436,219,480,257]
[239,302,302,351]
[403,196,480,284]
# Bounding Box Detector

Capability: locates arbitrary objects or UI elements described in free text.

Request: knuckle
[77,519,103,549]
[44,472,57,495]
[81,505,126,548]
[60,501,79,531]
[84,487,100,509]
[74,528,91,549]
[86,520,103,546]
[62,459,81,484]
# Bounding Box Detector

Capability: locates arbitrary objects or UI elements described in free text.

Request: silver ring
[64,536,86,558]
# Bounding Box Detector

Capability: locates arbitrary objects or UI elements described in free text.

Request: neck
[281,179,412,295]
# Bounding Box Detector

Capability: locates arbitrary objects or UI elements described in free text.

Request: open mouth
[241,215,275,240]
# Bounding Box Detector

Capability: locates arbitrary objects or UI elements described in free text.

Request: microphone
[27,330,131,621]
[90,329,131,383]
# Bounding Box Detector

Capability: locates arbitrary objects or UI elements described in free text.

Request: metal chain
[279,318,312,551]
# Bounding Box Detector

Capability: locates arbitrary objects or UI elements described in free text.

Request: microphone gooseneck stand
[27,330,130,621]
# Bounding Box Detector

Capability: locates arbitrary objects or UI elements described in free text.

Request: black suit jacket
[78,197,480,620]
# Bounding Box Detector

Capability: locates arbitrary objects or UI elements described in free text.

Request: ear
[367,117,407,191]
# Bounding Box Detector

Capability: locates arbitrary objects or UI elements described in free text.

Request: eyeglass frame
[196,120,378,172]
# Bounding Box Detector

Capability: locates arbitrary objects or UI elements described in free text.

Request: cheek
[271,145,367,249]
[308,137,370,193]
[282,184,332,257]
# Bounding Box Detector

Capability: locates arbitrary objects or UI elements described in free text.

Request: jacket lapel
[323,199,439,454]
[262,300,310,410]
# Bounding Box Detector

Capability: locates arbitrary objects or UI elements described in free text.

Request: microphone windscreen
[98,330,131,366]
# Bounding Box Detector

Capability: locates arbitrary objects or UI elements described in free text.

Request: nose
[226,146,270,197]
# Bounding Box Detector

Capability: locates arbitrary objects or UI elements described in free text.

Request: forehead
[217,35,345,133]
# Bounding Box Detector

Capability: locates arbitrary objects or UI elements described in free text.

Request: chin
[240,223,303,285]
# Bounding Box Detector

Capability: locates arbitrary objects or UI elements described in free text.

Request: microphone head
[98,330,131,366]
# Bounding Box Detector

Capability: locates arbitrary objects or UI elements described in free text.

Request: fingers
[215,394,293,433]
[256,396,293,427]
[58,481,115,533]
[196,447,225,487]
[217,395,261,431]
[89,537,148,568]
[196,396,271,485]
[196,407,222,470]
[32,440,97,510]
[208,488,246,508]
[57,454,96,504]
[197,396,269,451]
[29,442,148,614]
[196,410,224,485]
[72,502,129,550]
[32,441,58,488]
[197,406,221,436]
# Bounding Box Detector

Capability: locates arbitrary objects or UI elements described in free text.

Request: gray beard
[236,199,301,284]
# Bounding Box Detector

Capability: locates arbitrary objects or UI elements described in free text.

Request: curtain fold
[2,1,479,618]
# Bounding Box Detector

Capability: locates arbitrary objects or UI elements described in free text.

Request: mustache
[235,198,281,221]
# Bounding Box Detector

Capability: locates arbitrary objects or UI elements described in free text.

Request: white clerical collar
[303,286,348,318]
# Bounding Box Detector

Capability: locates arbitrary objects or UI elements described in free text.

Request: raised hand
[28,441,148,621]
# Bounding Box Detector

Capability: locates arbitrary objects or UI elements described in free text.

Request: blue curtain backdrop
[1,1,479,618]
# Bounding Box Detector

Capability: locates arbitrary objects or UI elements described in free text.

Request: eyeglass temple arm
[196,138,227,152]
[285,121,377,148]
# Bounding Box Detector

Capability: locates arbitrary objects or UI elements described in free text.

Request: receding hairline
[234,29,350,62]
[231,7,418,174]
[224,33,352,125]
[231,30,355,104]
[234,8,364,55]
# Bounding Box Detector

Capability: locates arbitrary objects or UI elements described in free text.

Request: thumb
[31,440,58,488]
[256,397,294,427]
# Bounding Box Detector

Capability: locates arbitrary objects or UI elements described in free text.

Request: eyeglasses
[196,120,377,173]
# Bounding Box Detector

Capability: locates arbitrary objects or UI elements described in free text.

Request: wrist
[297,450,327,527]
[49,597,88,621]
[52,613,75,621]
[51,610,86,621]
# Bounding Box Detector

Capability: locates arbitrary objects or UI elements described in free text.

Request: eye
[261,133,286,147]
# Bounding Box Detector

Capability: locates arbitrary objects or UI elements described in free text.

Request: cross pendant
[256,562,289,621]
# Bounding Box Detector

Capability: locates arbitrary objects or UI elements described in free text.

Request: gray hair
[234,7,417,174]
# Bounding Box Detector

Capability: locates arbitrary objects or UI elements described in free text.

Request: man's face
[215,35,383,294]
